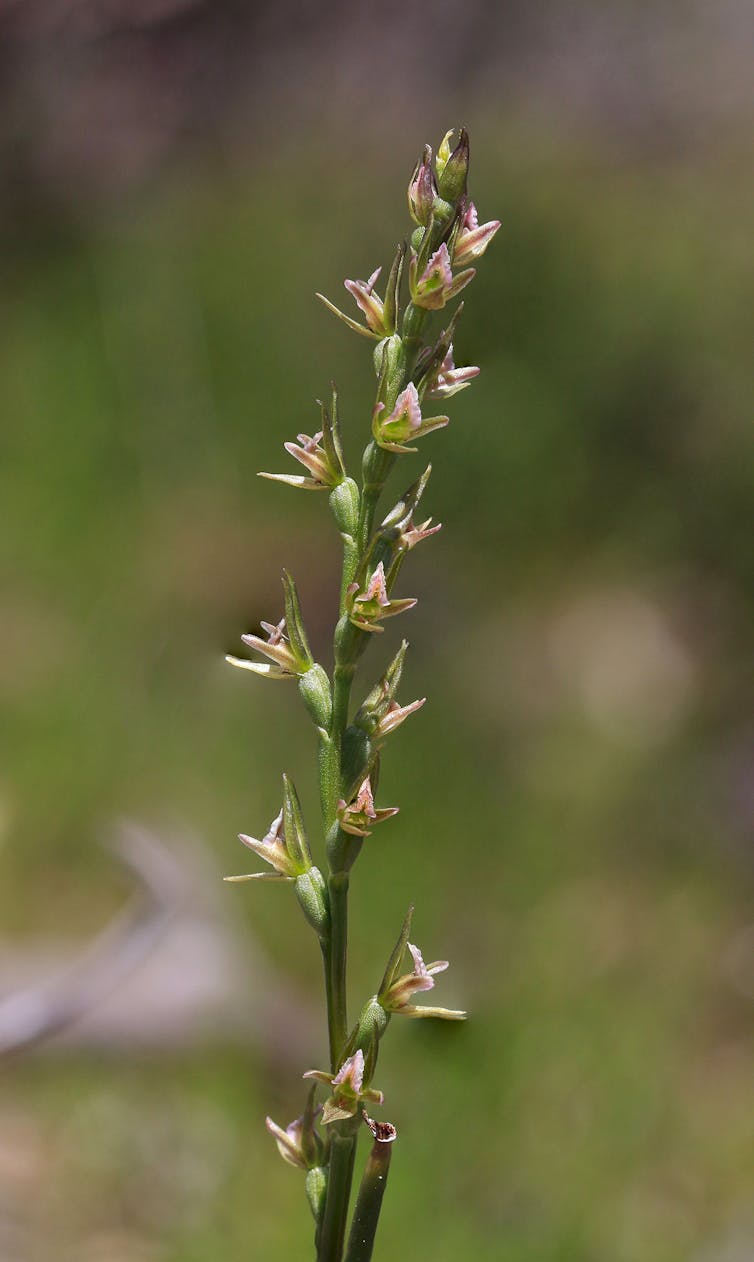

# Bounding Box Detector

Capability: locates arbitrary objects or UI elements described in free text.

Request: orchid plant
[226,128,499,1262]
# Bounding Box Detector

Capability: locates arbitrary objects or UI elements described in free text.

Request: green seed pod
[295,866,330,938]
[353,996,389,1066]
[329,477,360,539]
[306,1165,328,1224]
[298,663,333,731]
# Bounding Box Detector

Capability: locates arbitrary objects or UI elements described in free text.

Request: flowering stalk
[226,127,499,1260]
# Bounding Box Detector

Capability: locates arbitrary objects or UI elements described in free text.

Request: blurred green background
[1,3,753,1260]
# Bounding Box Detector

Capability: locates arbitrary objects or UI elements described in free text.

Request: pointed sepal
[281,570,314,671]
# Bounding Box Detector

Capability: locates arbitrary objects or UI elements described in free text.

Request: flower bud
[407,144,437,226]
[298,663,333,731]
[436,127,470,203]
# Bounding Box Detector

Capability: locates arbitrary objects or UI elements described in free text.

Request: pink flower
[303,1049,384,1125]
[409,242,475,311]
[372,383,449,455]
[346,561,417,633]
[226,618,301,679]
[453,202,501,267]
[260,431,341,491]
[380,941,466,1020]
[337,776,399,838]
[407,144,437,226]
[426,345,480,399]
[317,266,393,340]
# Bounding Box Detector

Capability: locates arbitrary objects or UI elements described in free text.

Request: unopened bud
[436,127,470,203]
[407,145,437,226]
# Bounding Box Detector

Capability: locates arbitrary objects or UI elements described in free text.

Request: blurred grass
[1,129,753,1259]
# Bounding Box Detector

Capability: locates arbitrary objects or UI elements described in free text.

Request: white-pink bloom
[372,383,449,455]
[409,242,475,311]
[453,201,501,267]
[337,775,399,838]
[426,345,480,399]
[303,1049,384,1125]
[379,940,466,1020]
[226,618,300,679]
[347,561,417,633]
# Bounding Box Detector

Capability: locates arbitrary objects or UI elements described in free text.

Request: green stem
[344,1134,395,1262]
[317,1125,359,1262]
[326,871,350,1067]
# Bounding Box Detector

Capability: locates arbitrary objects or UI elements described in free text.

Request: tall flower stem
[228,126,497,1262]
